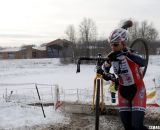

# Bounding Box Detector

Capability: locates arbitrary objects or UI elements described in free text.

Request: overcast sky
[0,0,160,47]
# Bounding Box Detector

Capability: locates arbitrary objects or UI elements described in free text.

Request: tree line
[61,18,160,63]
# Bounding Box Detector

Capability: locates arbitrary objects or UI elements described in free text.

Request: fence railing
[0,82,159,108]
[0,83,59,105]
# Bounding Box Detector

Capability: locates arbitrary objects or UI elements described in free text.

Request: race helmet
[109,28,129,44]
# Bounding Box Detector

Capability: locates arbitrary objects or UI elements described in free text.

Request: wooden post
[5,88,8,102]
[77,89,79,102]
[35,84,46,118]
[54,85,60,110]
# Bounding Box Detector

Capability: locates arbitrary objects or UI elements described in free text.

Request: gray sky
[0,0,160,47]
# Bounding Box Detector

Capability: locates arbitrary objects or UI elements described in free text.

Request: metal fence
[0,83,58,105]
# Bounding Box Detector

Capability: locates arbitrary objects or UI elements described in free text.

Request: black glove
[103,73,116,81]
[107,51,117,61]
[108,51,124,61]
[97,67,104,75]
[103,74,119,90]
[109,73,117,82]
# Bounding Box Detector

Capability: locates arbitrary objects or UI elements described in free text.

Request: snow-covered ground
[0,102,69,130]
[0,56,160,129]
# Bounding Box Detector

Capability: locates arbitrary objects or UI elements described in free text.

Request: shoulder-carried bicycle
[76,20,149,130]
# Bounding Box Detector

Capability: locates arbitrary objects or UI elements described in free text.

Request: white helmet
[109,28,129,43]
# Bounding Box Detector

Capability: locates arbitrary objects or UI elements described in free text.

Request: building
[0,47,23,59]
[0,45,47,59]
[44,39,73,58]
[0,39,73,59]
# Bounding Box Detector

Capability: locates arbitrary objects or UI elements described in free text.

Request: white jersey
[112,55,135,86]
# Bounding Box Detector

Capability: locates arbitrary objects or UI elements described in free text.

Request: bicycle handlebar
[76,57,109,73]
[76,48,135,73]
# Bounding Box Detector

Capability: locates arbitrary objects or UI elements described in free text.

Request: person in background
[109,80,117,104]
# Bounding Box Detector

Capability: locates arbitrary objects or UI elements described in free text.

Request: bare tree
[128,21,139,41]
[65,24,76,43]
[148,28,159,41]
[79,18,97,57]
[136,21,159,41]
[128,20,159,41]
[65,25,76,59]
[146,23,159,41]
[119,19,159,42]
[139,21,148,39]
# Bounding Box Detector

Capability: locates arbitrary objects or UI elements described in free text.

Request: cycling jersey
[104,51,147,112]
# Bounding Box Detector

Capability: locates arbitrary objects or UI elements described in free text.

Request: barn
[44,39,73,58]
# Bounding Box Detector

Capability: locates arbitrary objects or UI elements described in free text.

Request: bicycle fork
[92,74,105,112]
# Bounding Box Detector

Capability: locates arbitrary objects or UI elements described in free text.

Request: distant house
[0,45,47,59]
[0,47,23,59]
[44,39,73,58]
[0,39,73,59]
[32,46,47,58]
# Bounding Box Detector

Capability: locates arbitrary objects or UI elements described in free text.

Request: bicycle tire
[95,79,100,130]
[130,38,149,77]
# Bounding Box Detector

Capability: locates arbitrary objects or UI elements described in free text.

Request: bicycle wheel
[95,79,100,130]
[130,38,149,77]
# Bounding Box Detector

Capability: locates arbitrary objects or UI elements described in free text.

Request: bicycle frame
[76,54,107,130]
[76,54,107,111]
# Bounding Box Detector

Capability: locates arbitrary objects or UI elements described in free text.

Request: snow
[0,55,160,129]
[0,102,67,130]
[0,46,46,53]
[32,46,46,51]
[0,47,22,52]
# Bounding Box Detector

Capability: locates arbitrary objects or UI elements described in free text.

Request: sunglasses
[110,43,120,47]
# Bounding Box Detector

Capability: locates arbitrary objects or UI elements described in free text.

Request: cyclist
[99,28,148,130]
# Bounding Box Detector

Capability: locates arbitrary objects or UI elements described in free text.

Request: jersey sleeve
[126,53,146,67]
